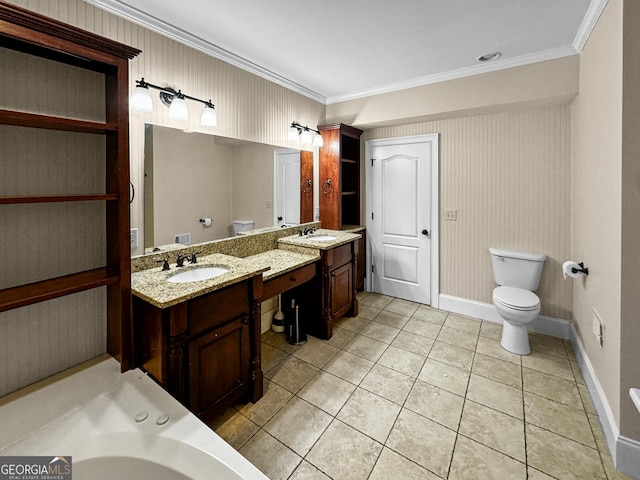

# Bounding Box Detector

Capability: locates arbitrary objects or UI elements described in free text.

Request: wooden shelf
[341,191,358,196]
[0,194,118,204]
[0,109,117,134]
[0,268,119,313]
[341,158,357,164]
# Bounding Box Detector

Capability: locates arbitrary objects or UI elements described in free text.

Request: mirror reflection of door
[275,149,301,227]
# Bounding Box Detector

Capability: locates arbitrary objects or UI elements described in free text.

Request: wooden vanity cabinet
[133,276,263,422]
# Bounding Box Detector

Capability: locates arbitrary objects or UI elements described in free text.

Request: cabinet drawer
[189,282,249,337]
[331,243,353,268]
[263,263,316,299]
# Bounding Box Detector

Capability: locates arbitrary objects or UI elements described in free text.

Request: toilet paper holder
[572,262,589,276]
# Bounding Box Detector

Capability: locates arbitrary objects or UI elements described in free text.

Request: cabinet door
[330,262,353,319]
[188,316,249,419]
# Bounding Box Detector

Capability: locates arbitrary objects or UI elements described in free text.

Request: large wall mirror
[143,124,313,252]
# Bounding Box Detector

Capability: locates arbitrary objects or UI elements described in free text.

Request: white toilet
[232,220,254,235]
[489,248,546,355]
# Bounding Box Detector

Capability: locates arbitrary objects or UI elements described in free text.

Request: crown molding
[573,0,609,52]
[83,0,327,104]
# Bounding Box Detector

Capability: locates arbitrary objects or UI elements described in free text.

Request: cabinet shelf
[341,191,358,196]
[0,109,117,134]
[0,267,119,313]
[341,158,357,164]
[0,194,118,204]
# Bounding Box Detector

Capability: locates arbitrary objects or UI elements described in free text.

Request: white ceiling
[87,0,605,104]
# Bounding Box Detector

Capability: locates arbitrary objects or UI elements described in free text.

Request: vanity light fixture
[288,122,323,147]
[131,78,217,126]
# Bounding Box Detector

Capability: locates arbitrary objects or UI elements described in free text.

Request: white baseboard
[438,294,571,339]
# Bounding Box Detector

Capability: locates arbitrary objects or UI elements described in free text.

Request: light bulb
[168,95,188,121]
[288,125,299,140]
[130,85,153,112]
[200,104,217,126]
[300,129,312,145]
[312,134,324,147]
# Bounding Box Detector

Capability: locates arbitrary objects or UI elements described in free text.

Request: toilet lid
[493,286,540,310]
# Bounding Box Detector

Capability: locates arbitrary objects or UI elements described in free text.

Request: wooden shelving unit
[0,2,140,369]
[318,123,363,230]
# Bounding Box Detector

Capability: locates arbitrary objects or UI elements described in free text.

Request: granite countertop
[244,249,320,281]
[131,253,267,309]
[278,229,362,250]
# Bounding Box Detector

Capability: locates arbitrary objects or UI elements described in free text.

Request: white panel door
[370,140,433,304]
[275,150,300,227]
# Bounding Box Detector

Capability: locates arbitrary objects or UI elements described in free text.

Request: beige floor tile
[359,293,394,309]
[206,406,238,431]
[289,461,331,480]
[334,314,371,333]
[444,313,482,334]
[529,332,568,358]
[306,420,383,480]
[526,423,605,480]
[345,334,389,362]
[213,411,260,450]
[360,321,401,344]
[449,435,526,479]
[588,413,608,452]
[265,356,319,393]
[522,366,582,408]
[428,341,475,371]
[355,304,381,321]
[412,305,448,325]
[322,350,373,384]
[265,331,300,354]
[563,339,579,362]
[377,345,426,377]
[578,383,597,415]
[337,387,401,443]
[386,408,456,478]
[571,359,587,385]
[391,330,435,356]
[384,298,419,317]
[524,391,596,447]
[261,343,288,372]
[521,350,574,381]
[403,318,442,339]
[292,338,340,368]
[261,329,277,342]
[404,379,464,430]
[325,325,357,349]
[472,352,522,389]
[601,451,636,480]
[369,447,441,480]
[360,364,415,405]
[436,326,479,351]
[374,310,411,329]
[356,291,370,302]
[239,429,301,480]
[263,397,332,456]
[479,320,503,340]
[467,373,523,419]
[298,371,356,415]
[418,358,470,397]
[476,335,521,365]
[239,379,293,426]
[459,400,526,462]
[527,467,556,479]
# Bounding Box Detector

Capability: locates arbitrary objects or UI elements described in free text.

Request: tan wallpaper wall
[365,106,573,319]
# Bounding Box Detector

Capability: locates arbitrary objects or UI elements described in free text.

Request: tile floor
[209,292,632,480]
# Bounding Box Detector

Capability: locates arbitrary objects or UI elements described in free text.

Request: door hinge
[371,212,374,220]
[371,264,375,273]
[371,158,375,166]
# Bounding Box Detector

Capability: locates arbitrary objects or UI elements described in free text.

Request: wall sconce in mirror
[288,121,323,147]
[131,78,217,126]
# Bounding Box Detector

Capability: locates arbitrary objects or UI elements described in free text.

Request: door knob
[278,216,283,221]
[422,229,430,236]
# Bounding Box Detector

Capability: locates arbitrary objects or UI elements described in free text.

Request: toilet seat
[493,286,539,311]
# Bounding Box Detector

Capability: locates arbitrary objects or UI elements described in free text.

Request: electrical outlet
[315,206,320,219]
[444,209,458,221]
[266,201,273,209]
[592,308,604,347]
[130,228,138,249]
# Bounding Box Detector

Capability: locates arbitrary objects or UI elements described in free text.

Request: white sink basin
[167,266,229,284]
[306,235,337,242]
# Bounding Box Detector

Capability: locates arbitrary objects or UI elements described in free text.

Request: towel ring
[322,179,333,194]
[302,179,312,193]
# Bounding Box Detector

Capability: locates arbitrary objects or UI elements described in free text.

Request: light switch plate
[130,228,138,249]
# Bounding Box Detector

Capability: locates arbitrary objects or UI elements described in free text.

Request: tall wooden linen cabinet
[318,123,363,230]
[0,3,140,373]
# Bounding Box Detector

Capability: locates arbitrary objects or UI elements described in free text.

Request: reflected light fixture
[288,122,323,147]
[130,78,217,127]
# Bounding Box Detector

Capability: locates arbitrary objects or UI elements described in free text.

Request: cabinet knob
[290,276,296,282]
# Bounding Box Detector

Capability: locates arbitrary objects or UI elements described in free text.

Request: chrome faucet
[176,254,189,267]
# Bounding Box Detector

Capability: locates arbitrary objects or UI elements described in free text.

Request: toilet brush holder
[272,294,285,333]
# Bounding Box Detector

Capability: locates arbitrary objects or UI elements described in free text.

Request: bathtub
[0,359,268,480]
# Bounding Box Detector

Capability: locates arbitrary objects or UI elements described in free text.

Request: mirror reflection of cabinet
[318,124,363,230]
[300,150,314,223]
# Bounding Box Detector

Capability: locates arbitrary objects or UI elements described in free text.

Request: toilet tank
[233,220,254,235]
[489,248,546,291]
